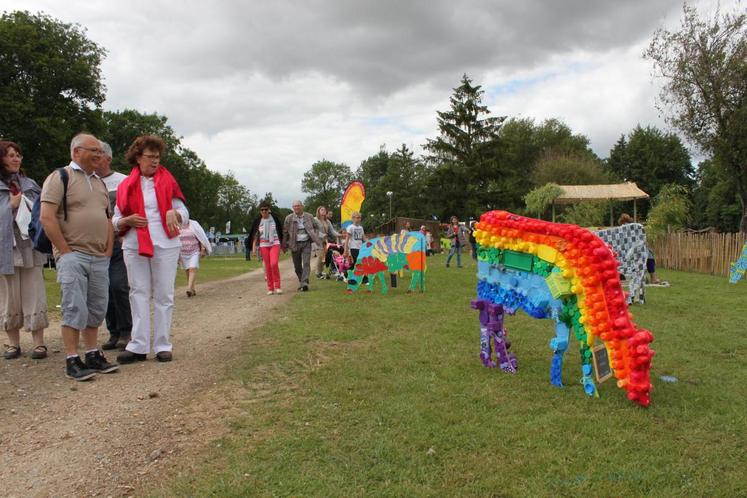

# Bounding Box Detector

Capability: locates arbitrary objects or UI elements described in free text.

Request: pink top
[179,226,200,256]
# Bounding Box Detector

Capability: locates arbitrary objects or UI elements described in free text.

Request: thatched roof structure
[554,182,649,204]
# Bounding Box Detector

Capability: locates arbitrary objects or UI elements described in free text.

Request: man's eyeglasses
[76,146,103,154]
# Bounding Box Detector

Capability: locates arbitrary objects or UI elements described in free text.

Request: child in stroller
[327,242,350,281]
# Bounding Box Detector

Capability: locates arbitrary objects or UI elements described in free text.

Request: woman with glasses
[0,141,49,360]
[112,135,188,363]
[249,200,284,295]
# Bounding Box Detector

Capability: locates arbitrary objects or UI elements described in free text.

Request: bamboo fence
[650,232,747,277]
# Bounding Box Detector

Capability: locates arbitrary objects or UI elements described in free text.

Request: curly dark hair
[0,140,24,184]
[124,135,166,166]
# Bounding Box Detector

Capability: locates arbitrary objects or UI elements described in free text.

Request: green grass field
[43,254,261,315]
[161,255,747,497]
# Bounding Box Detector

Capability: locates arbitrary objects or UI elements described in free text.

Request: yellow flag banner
[340,181,366,228]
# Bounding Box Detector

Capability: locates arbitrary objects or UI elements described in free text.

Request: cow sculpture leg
[472,299,517,372]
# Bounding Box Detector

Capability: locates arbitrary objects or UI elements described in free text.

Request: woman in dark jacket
[0,141,49,360]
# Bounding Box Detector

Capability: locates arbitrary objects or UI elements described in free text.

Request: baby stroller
[327,243,350,281]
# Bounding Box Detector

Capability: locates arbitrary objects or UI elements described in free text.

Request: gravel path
[0,258,298,497]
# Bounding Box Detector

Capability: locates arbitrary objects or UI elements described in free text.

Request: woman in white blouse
[112,135,188,363]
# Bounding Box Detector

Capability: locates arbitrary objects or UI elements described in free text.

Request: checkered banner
[595,223,647,304]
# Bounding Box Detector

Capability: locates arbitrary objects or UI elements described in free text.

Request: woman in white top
[250,201,283,295]
[179,219,211,297]
[112,135,188,363]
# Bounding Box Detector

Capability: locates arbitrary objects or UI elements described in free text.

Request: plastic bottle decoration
[471,210,655,407]
[729,241,747,284]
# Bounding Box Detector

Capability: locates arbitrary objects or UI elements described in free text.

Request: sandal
[3,344,21,360]
[31,345,48,360]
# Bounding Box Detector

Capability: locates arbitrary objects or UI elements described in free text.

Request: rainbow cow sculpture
[729,241,747,284]
[472,211,655,407]
[347,232,427,294]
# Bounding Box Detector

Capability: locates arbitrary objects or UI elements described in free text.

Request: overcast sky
[5,0,739,206]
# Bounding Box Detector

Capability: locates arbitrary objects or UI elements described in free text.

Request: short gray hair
[70,133,97,157]
[292,200,303,207]
[99,141,112,158]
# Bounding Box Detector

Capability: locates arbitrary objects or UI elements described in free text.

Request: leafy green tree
[560,202,608,227]
[492,117,597,211]
[301,159,353,215]
[531,152,615,187]
[645,5,746,232]
[355,148,390,225]
[215,173,257,233]
[0,10,106,180]
[424,74,505,218]
[646,184,692,240]
[523,183,562,218]
[691,159,742,231]
[606,125,693,207]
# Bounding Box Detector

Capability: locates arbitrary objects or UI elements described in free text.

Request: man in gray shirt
[282,200,322,292]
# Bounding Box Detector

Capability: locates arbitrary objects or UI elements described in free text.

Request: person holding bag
[0,141,49,360]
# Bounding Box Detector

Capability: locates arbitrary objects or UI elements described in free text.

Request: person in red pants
[249,201,284,295]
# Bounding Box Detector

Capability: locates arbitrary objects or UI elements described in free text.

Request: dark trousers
[291,240,312,285]
[105,242,132,340]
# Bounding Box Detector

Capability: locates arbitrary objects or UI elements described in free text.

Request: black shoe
[302,284,309,292]
[156,351,173,362]
[101,337,119,350]
[117,350,147,364]
[3,344,21,360]
[65,356,97,381]
[116,337,131,350]
[85,350,120,373]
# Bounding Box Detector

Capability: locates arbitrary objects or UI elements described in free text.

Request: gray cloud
[4,0,729,206]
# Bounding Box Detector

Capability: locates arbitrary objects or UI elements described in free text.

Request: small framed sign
[591,344,613,383]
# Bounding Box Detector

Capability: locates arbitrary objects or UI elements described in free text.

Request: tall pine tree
[424,74,505,219]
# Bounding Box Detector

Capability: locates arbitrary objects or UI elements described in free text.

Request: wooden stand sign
[591,344,613,383]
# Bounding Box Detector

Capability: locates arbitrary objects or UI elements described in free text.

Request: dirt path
[0,259,299,498]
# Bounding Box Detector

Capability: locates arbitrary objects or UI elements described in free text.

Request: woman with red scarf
[112,135,188,364]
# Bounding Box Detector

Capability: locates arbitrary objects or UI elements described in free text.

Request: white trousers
[123,246,180,354]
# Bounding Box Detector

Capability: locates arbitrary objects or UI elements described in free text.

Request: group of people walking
[247,201,355,295]
[1,133,209,381]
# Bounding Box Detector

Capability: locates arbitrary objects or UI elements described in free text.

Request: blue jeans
[446,244,462,267]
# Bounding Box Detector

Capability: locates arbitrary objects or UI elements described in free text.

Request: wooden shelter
[552,182,649,225]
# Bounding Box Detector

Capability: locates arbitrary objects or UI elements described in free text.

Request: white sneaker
[267,290,274,295]
[275,288,283,295]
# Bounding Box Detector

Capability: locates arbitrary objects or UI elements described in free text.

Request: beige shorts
[0,266,49,332]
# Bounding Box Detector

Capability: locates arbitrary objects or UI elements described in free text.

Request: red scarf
[116,165,186,258]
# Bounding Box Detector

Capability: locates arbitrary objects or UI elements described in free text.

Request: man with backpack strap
[40,133,119,381]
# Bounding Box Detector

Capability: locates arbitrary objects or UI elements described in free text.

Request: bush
[524,183,562,218]
[646,184,691,239]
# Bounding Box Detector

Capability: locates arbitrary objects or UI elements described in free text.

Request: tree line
[299,5,745,234]
[0,10,266,234]
[3,6,744,234]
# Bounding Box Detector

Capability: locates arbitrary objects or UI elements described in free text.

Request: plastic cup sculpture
[729,241,746,284]
[347,232,427,294]
[472,211,655,407]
